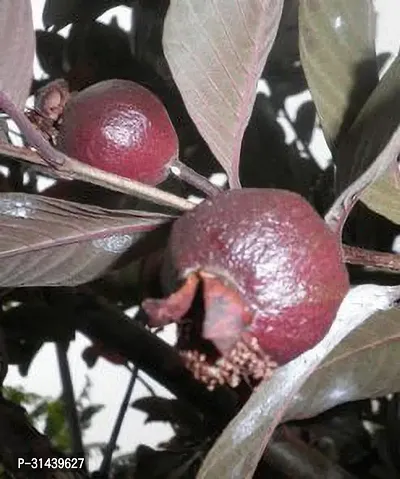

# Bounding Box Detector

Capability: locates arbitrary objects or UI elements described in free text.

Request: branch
[98,367,139,478]
[77,308,239,429]
[55,341,86,461]
[41,288,240,430]
[1,292,359,478]
[342,244,400,273]
[0,140,194,212]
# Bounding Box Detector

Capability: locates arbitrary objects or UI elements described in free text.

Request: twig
[55,341,86,462]
[0,141,195,212]
[342,244,400,273]
[171,159,223,197]
[98,367,139,478]
[73,286,239,427]
[136,374,157,396]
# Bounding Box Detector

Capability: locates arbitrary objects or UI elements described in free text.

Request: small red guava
[143,188,350,390]
[57,79,178,185]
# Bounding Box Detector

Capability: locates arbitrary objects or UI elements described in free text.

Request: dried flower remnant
[25,79,71,144]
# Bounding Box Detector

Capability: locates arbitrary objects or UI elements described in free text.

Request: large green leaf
[325,55,400,233]
[354,56,400,226]
[163,0,284,188]
[197,285,400,479]
[285,308,400,421]
[360,169,400,225]
[299,0,378,150]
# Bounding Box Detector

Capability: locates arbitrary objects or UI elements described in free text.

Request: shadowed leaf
[0,0,35,107]
[325,55,400,233]
[35,30,66,78]
[294,101,316,145]
[163,0,284,188]
[359,170,400,225]
[265,0,300,76]
[132,397,202,431]
[285,308,400,421]
[43,0,81,28]
[42,0,129,30]
[299,0,378,150]
[0,193,171,287]
[198,285,400,479]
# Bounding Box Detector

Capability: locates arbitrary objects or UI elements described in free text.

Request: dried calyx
[143,188,350,390]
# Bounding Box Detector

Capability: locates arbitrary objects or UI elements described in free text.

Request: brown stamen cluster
[25,79,71,145]
[180,334,277,390]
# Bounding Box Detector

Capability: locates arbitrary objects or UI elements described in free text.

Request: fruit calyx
[143,188,350,390]
[144,270,278,390]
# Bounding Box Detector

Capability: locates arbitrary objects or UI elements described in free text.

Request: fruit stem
[342,244,400,272]
[171,159,223,197]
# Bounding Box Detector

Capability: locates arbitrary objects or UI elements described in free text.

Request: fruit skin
[144,188,350,388]
[58,79,178,185]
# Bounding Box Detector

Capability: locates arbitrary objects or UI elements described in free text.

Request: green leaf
[44,399,71,452]
[359,169,400,224]
[2,385,42,407]
[285,308,400,421]
[355,56,400,226]
[163,0,284,188]
[299,0,378,150]
[325,55,400,232]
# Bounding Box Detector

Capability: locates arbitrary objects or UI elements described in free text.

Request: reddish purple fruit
[143,188,350,390]
[58,79,178,185]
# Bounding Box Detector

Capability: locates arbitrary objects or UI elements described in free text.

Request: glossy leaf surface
[299,0,377,150]
[285,308,400,421]
[325,56,400,233]
[0,193,170,286]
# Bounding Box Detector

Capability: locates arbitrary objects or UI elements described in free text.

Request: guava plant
[0,0,399,478]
